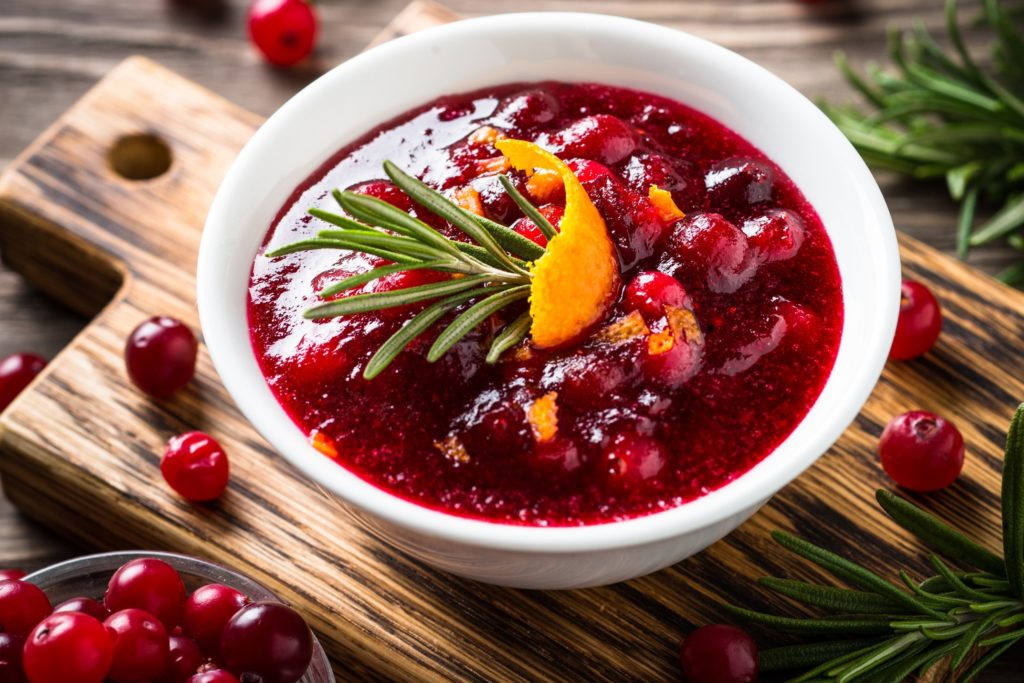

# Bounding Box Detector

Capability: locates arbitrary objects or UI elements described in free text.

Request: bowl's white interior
[199,13,899,553]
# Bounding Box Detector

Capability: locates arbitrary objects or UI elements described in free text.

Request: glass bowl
[25,550,334,683]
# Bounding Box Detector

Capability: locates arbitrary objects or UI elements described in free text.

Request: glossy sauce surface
[248,82,843,526]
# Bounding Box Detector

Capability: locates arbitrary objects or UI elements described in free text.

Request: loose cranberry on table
[104,558,186,630]
[0,570,25,582]
[125,317,198,398]
[0,632,25,683]
[165,634,205,683]
[679,624,758,683]
[182,583,250,655]
[0,353,46,413]
[879,410,964,492]
[53,596,110,621]
[889,279,942,361]
[162,432,231,502]
[105,608,169,683]
[0,580,51,637]
[247,0,317,67]
[23,612,113,683]
[219,602,313,683]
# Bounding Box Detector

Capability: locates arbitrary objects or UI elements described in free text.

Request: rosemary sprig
[727,404,1024,681]
[265,161,548,378]
[821,0,1024,282]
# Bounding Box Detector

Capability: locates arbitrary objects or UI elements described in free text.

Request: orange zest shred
[434,435,471,464]
[648,185,685,223]
[526,392,559,443]
[526,169,564,203]
[665,304,703,345]
[310,431,339,459]
[648,329,675,356]
[454,186,484,216]
[496,139,620,348]
[594,310,650,344]
[477,156,511,175]
[469,126,507,145]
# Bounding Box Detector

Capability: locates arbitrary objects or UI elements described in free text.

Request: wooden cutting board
[1,2,1022,680]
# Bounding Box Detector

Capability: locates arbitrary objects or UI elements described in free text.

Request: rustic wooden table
[1,0,1021,677]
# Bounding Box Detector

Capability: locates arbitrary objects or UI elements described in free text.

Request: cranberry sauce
[248,82,843,526]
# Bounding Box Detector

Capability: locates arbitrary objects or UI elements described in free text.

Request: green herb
[726,404,1024,681]
[266,162,545,379]
[821,0,1024,282]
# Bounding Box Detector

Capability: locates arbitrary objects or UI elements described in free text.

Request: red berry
[0,580,51,637]
[219,602,312,683]
[623,271,690,320]
[889,280,942,361]
[182,584,250,656]
[247,0,317,67]
[0,353,46,413]
[644,332,703,388]
[668,213,757,294]
[0,632,26,683]
[602,430,667,487]
[162,635,204,683]
[566,158,613,184]
[188,671,239,683]
[550,115,637,165]
[742,208,806,263]
[494,89,560,129]
[0,570,25,582]
[105,559,186,631]
[618,152,702,210]
[349,180,413,212]
[529,438,582,476]
[510,205,563,248]
[23,612,112,683]
[680,624,758,683]
[704,156,774,210]
[105,608,170,683]
[54,597,110,622]
[125,317,198,398]
[161,432,230,502]
[879,411,965,492]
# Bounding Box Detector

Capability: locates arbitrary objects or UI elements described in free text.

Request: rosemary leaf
[869,640,956,683]
[876,489,1005,575]
[970,195,1024,246]
[265,239,418,265]
[498,174,558,240]
[318,261,448,298]
[427,286,531,362]
[929,555,996,601]
[307,207,376,232]
[757,577,901,614]
[771,531,946,619]
[1003,404,1024,597]
[333,190,467,261]
[758,638,886,672]
[951,606,1013,668]
[461,209,547,261]
[362,288,489,380]
[720,604,894,636]
[486,311,532,364]
[960,635,1024,683]
[304,274,493,319]
[317,229,452,261]
[835,633,924,682]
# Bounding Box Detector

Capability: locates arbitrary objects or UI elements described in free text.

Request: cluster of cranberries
[0,558,312,683]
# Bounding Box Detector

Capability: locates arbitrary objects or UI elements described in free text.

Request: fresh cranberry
[770,299,820,346]
[667,213,757,294]
[247,0,317,67]
[579,170,665,269]
[105,559,186,631]
[494,89,560,129]
[162,432,230,502]
[623,272,690,320]
[182,584,250,656]
[452,389,533,460]
[529,438,583,476]
[645,329,703,388]
[602,430,667,486]
[188,670,239,683]
[543,349,641,407]
[618,153,703,210]
[743,208,806,262]
[549,115,637,165]
[161,635,204,683]
[219,602,312,683]
[125,317,198,399]
[879,411,964,492]
[0,632,25,683]
[468,173,522,224]
[566,158,613,184]
[679,624,758,683]
[23,612,112,683]
[54,597,110,622]
[0,353,46,413]
[511,205,563,248]
[105,608,170,683]
[0,570,25,582]
[889,280,942,361]
[349,180,413,213]
[718,313,788,376]
[0,580,51,637]
[704,157,774,213]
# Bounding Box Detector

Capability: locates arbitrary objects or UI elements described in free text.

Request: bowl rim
[199,12,900,554]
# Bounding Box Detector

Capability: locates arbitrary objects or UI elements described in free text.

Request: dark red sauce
[248,82,843,526]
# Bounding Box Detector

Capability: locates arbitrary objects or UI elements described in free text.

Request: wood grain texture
[0,2,1023,681]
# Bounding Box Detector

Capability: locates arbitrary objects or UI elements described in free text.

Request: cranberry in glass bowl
[22,551,333,683]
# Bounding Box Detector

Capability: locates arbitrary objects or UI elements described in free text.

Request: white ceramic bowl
[198,13,899,589]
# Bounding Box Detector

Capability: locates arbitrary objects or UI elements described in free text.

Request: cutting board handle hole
[108,133,172,181]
